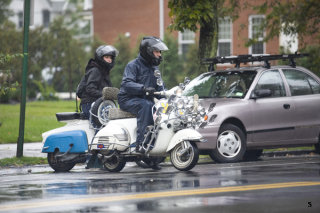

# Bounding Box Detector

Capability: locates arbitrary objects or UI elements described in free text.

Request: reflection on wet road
[0,156,320,212]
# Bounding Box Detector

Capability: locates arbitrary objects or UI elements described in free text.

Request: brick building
[93,0,299,57]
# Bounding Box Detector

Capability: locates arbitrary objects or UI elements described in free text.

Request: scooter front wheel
[170,141,199,171]
[47,152,76,172]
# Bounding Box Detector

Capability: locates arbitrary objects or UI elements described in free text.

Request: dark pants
[80,102,93,119]
[119,97,154,146]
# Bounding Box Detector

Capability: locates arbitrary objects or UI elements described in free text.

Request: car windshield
[183,70,257,98]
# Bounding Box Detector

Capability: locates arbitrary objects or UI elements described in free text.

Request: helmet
[139,36,169,66]
[95,45,119,70]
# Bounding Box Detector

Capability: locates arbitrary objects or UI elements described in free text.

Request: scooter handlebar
[154,90,174,98]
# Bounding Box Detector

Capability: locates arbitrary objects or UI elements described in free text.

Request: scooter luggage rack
[140,125,160,154]
[202,53,309,71]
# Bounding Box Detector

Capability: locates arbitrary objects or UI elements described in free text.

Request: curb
[262,149,316,157]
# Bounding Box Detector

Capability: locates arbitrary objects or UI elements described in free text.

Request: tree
[47,17,88,96]
[160,32,184,89]
[168,0,239,60]
[111,34,133,88]
[251,0,320,45]
[0,0,12,25]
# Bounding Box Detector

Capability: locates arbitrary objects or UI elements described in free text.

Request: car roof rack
[202,53,309,71]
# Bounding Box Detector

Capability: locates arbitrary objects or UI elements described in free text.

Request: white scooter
[89,86,209,172]
[42,79,211,172]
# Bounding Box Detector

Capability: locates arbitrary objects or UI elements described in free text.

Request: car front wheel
[209,123,246,163]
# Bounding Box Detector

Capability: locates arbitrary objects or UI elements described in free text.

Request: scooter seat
[56,112,82,121]
[108,108,136,120]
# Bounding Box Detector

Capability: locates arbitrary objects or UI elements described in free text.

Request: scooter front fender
[166,129,204,152]
[42,130,88,153]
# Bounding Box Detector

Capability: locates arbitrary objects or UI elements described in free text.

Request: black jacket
[118,54,164,104]
[80,59,112,104]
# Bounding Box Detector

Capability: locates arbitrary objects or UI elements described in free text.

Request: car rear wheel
[209,123,246,163]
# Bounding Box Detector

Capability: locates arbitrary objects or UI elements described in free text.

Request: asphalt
[0,142,316,160]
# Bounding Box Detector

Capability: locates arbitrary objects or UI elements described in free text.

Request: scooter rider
[79,45,119,119]
[118,36,169,153]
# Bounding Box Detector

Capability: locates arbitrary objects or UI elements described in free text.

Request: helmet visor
[97,45,119,57]
[151,42,169,52]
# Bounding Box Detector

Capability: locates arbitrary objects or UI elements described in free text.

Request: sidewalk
[0,142,315,160]
[0,142,46,159]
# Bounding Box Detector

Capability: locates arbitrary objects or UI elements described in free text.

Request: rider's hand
[143,87,156,96]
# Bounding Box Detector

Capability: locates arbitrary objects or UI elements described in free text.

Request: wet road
[0,155,320,213]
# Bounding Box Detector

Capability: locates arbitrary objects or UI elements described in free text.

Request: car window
[282,69,320,96]
[183,71,256,98]
[254,69,286,98]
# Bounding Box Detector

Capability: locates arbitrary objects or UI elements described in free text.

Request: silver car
[183,56,320,163]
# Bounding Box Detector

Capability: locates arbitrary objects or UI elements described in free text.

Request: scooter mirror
[179,83,185,90]
[157,78,163,86]
[184,77,190,85]
[154,70,164,86]
[154,70,161,78]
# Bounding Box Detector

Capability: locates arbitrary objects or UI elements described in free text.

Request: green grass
[0,157,47,167]
[0,100,76,143]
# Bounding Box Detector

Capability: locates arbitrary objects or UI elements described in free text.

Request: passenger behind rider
[117,36,169,153]
[79,45,119,119]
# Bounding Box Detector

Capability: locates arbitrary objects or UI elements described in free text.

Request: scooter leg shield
[42,130,88,153]
[166,129,203,152]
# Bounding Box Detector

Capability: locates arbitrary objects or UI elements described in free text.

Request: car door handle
[283,104,290,109]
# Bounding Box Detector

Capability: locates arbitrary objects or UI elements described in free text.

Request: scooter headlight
[114,128,129,142]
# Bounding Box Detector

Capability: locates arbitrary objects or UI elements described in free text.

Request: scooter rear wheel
[170,141,199,171]
[47,151,76,172]
[103,153,126,172]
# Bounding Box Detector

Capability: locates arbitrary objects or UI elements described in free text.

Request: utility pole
[17,0,31,157]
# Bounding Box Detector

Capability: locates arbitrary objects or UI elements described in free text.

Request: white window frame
[249,15,266,54]
[178,29,195,55]
[218,17,232,56]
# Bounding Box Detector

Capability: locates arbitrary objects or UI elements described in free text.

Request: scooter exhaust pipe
[97,153,115,162]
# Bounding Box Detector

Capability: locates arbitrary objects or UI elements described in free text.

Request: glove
[143,87,156,96]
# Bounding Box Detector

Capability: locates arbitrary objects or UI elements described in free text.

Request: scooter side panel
[42,130,88,153]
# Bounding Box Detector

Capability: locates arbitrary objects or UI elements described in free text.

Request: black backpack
[76,69,95,98]
[76,75,87,98]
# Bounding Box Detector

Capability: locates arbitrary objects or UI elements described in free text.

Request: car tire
[209,123,246,163]
[242,149,263,161]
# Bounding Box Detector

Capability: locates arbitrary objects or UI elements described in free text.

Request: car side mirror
[251,89,272,99]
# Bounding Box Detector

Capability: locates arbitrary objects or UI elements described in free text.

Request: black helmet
[95,45,119,70]
[139,36,169,66]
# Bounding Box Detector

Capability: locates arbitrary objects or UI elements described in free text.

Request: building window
[218,17,232,56]
[249,15,265,54]
[178,29,195,55]
[18,11,23,28]
[42,10,50,28]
